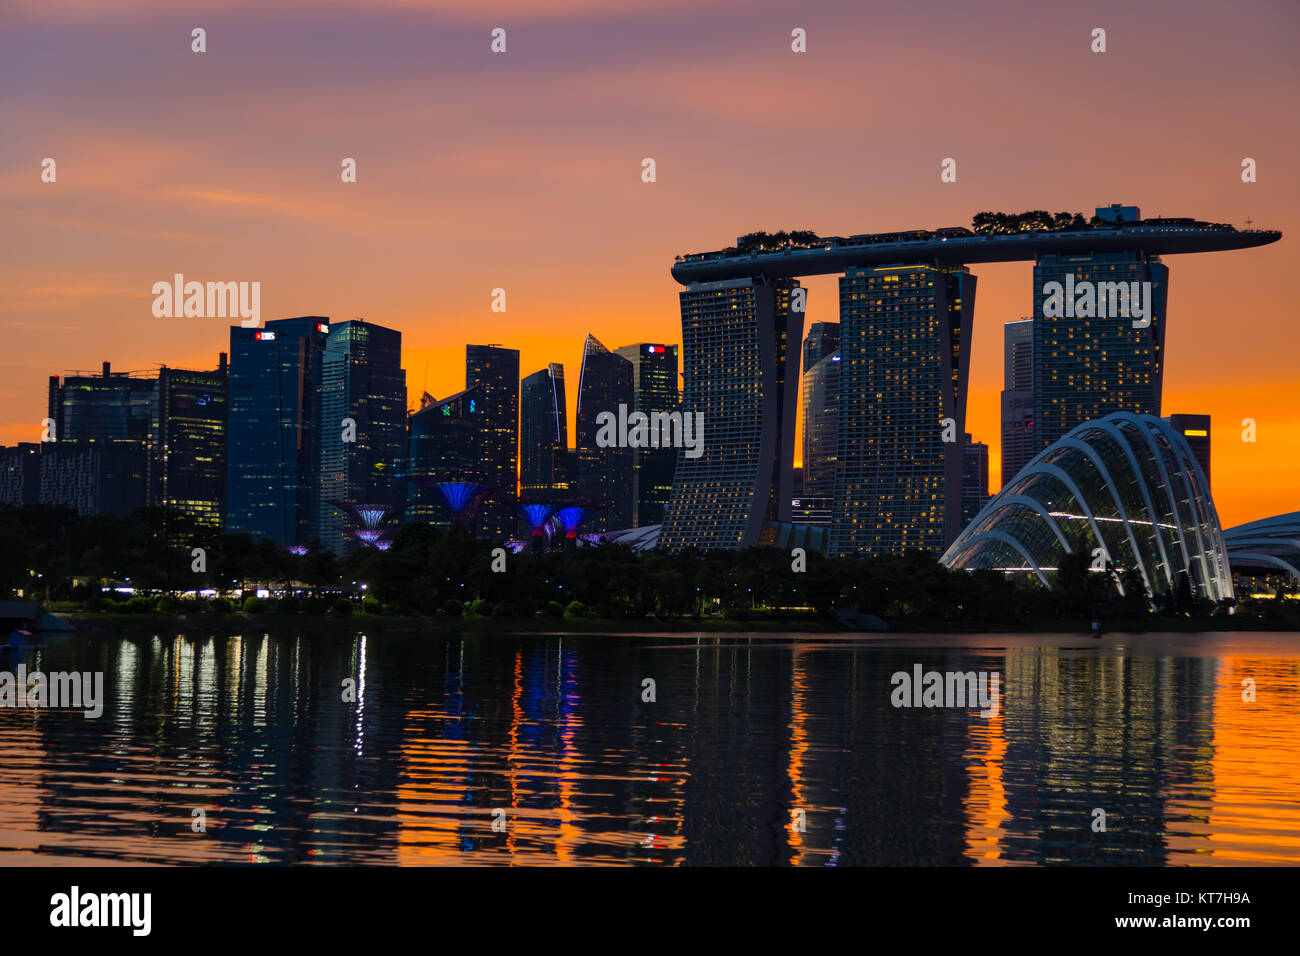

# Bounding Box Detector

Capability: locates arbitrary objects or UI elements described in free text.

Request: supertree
[552,506,593,551]
[330,501,397,550]
[521,503,554,555]
[409,476,497,532]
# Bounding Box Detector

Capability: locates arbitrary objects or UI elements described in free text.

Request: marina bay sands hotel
[657,205,1280,557]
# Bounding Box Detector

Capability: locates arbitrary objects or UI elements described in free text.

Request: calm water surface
[1,630,1297,866]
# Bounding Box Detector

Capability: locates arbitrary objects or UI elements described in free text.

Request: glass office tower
[318,320,406,554]
[576,334,634,531]
[802,321,840,373]
[801,350,839,498]
[226,316,329,548]
[520,363,570,497]
[961,433,989,529]
[155,356,228,528]
[407,386,486,525]
[46,361,157,516]
[1163,413,1211,486]
[466,344,520,540]
[614,343,679,526]
[1000,318,1035,489]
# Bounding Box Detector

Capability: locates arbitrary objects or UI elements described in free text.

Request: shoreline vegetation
[6,504,1298,637]
[44,609,1300,638]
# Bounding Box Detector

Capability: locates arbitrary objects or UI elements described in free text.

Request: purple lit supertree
[519,497,606,554]
[521,503,554,555]
[409,476,496,531]
[553,506,591,550]
[331,501,397,550]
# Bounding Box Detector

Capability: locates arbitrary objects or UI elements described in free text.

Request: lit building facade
[38,440,149,517]
[226,316,329,548]
[520,363,570,497]
[407,386,487,526]
[155,357,227,528]
[576,335,634,531]
[614,343,680,526]
[0,444,40,507]
[961,433,989,530]
[1000,318,1035,488]
[46,361,156,514]
[1032,252,1169,452]
[802,322,839,373]
[318,320,406,554]
[659,277,803,551]
[1163,413,1210,487]
[801,350,839,498]
[830,264,975,556]
[466,344,520,540]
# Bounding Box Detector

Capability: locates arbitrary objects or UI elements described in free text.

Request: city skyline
[6,206,1292,531]
[2,0,1300,900]
[3,0,1297,530]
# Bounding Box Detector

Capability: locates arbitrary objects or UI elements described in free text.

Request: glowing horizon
[3,0,1296,528]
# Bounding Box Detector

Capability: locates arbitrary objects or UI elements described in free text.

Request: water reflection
[0,632,1296,866]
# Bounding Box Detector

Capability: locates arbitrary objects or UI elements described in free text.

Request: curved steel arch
[1053,435,1153,598]
[1229,552,1300,582]
[1012,462,1110,562]
[1125,416,1195,591]
[947,529,1053,588]
[955,494,1074,556]
[1088,419,1175,593]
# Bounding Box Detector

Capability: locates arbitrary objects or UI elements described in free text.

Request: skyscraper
[46,362,156,515]
[659,277,803,550]
[576,334,634,531]
[466,344,520,539]
[830,264,975,556]
[1032,251,1169,451]
[47,361,158,445]
[0,444,40,507]
[38,440,149,517]
[1000,318,1035,488]
[407,386,487,525]
[155,356,227,528]
[801,350,839,498]
[520,363,570,497]
[961,433,989,528]
[318,320,406,554]
[614,343,679,526]
[1164,413,1211,486]
[226,316,329,548]
[802,321,840,373]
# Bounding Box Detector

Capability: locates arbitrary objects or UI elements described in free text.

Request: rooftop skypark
[672,205,1280,281]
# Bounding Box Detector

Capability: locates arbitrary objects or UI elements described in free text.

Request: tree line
[0,503,1268,626]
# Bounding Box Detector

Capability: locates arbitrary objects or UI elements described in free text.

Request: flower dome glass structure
[941,412,1233,602]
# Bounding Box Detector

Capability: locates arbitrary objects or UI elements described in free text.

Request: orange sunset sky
[1,0,1296,528]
